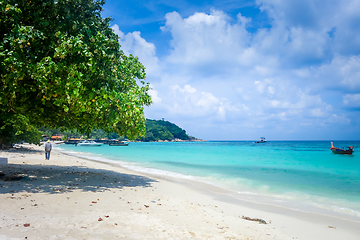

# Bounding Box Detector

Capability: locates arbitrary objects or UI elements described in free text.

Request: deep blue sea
[57,141,360,221]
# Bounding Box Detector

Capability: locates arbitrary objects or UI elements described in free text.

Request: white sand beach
[0,144,359,239]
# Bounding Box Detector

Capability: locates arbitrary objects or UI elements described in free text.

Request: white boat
[109,140,130,146]
[255,137,266,143]
[75,140,102,146]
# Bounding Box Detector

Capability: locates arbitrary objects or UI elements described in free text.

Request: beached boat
[255,137,266,143]
[76,140,103,147]
[330,142,354,155]
[109,140,130,146]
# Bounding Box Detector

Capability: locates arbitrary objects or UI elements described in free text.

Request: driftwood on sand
[242,216,267,224]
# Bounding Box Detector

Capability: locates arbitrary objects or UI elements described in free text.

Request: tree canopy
[40,127,121,141]
[0,0,151,146]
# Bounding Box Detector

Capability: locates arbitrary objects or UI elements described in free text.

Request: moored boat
[64,138,82,144]
[109,140,130,146]
[255,137,266,143]
[76,140,103,147]
[330,142,354,155]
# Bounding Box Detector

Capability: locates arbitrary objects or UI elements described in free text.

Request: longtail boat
[330,142,354,155]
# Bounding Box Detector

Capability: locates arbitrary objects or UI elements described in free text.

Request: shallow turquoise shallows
[58,141,360,221]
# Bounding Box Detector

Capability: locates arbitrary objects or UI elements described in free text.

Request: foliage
[39,126,80,141]
[141,119,191,142]
[0,113,42,146]
[0,0,151,146]
[40,127,120,140]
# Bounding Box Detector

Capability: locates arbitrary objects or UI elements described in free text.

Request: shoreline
[57,142,360,224]
[0,144,359,239]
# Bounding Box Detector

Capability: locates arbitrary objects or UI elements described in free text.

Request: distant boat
[76,140,103,147]
[330,142,354,155]
[255,137,266,143]
[109,140,130,146]
[64,138,82,144]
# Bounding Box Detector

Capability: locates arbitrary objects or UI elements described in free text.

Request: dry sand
[0,143,359,240]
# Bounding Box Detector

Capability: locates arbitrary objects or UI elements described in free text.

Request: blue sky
[102,0,360,140]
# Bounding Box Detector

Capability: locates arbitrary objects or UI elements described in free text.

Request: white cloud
[311,108,325,117]
[343,93,360,107]
[197,92,219,108]
[167,84,221,117]
[172,84,197,94]
[267,86,275,95]
[148,84,162,104]
[112,2,360,140]
[313,55,360,91]
[256,0,360,57]
[111,24,161,77]
[161,9,251,66]
[340,56,360,89]
[327,113,351,125]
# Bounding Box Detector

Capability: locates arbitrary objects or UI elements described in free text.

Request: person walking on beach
[45,140,52,160]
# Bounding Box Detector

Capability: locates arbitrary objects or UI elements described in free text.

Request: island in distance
[140,119,204,142]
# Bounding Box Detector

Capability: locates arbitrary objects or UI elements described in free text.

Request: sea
[57,140,360,222]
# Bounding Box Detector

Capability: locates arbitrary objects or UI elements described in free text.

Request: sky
[102,0,360,140]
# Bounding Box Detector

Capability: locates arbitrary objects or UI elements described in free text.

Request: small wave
[227,190,360,221]
[57,147,198,181]
[121,164,197,180]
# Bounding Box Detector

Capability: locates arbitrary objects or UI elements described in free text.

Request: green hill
[140,119,194,142]
[41,119,198,142]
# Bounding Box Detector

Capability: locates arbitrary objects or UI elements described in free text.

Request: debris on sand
[242,216,267,224]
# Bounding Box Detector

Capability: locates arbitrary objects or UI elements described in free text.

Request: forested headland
[140,119,200,142]
[42,119,202,142]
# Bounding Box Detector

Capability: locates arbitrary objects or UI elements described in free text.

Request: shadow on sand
[0,162,157,195]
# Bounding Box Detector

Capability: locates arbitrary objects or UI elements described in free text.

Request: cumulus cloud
[313,55,360,91]
[167,84,227,120]
[111,24,161,76]
[256,0,360,58]
[161,9,252,67]
[343,94,360,107]
[148,84,162,104]
[111,2,360,140]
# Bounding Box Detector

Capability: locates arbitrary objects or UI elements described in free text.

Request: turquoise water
[58,141,360,220]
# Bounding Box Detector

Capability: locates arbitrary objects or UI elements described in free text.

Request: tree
[0,0,151,146]
[0,113,43,146]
